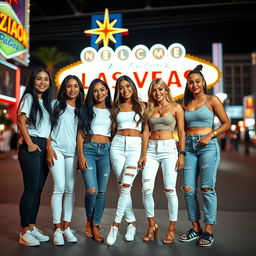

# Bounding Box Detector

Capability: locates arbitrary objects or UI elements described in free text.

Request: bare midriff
[186,127,213,135]
[116,129,141,137]
[84,134,111,143]
[150,130,174,140]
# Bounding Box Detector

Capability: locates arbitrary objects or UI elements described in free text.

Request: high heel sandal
[92,225,104,243]
[143,223,159,242]
[85,221,92,238]
[163,228,175,244]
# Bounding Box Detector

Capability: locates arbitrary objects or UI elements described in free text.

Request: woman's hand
[138,156,146,171]
[79,154,88,171]
[27,143,41,153]
[198,134,212,147]
[176,154,185,171]
[46,145,57,167]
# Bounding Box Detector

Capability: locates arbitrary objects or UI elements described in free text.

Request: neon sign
[56,43,221,100]
[0,1,29,59]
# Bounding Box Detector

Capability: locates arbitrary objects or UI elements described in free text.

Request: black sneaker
[179,228,203,242]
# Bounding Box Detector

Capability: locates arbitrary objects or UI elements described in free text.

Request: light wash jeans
[183,134,220,224]
[50,150,77,224]
[142,139,178,221]
[110,134,142,223]
[81,141,111,224]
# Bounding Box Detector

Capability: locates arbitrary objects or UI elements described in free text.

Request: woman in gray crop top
[106,75,146,246]
[138,79,185,244]
[179,65,230,247]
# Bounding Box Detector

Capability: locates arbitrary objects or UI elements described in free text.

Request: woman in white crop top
[106,75,146,246]
[77,79,112,243]
[46,75,84,245]
[138,79,185,244]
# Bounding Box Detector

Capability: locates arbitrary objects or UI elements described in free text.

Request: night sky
[29,0,256,64]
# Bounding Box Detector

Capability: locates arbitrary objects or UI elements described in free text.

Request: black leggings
[18,137,49,227]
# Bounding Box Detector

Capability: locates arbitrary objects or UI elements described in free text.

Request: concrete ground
[0,143,255,256]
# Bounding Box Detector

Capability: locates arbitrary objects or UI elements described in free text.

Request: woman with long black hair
[179,65,230,247]
[17,67,53,246]
[77,79,112,243]
[46,75,84,245]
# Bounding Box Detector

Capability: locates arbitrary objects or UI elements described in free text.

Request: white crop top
[116,111,142,131]
[91,107,111,137]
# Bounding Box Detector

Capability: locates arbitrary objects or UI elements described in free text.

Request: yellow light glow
[84,8,128,47]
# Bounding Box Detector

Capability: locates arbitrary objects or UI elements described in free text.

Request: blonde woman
[138,79,185,244]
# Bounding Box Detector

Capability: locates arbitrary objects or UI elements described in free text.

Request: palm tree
[32,46,73,76]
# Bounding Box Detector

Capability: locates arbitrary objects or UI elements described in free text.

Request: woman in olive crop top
[179,65,230,247]
[138,79,185,244]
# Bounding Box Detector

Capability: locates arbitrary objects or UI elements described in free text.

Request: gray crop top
[148,113,176,131]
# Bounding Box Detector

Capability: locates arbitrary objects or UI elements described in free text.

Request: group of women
[17,65,230,248]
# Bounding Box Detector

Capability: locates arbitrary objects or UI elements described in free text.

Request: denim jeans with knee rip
[110,134,142,223]
[81,141,110,224]
[183,134,220,224]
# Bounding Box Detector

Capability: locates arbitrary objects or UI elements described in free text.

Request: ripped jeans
[110,134,142,224]
[182,134,220,224]
[142,139,178,221]
[81,141,111,224]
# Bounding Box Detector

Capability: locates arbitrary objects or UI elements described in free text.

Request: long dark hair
[18,67,53,128]
[184,64,207,106]
[111,75,144,134]
[79,79,112,139]
[52,75,85,128]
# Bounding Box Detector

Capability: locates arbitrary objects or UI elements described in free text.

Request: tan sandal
[85,220,92,238]
[143,223,159,242]
[92,225,104,243]
[163,228,175,244]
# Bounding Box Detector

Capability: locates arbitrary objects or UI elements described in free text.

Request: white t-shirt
[91,107,111,137]
[19,94,51,138]
[50,100,78,156]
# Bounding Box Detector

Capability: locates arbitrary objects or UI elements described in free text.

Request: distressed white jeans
[142,139,179,221]
[50,150,77,224]
[110,134,142,223]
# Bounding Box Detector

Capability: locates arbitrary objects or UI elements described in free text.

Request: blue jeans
[81,141,111,224]
[183,134,220,224]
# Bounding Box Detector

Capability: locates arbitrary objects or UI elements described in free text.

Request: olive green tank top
[148,113,176,131]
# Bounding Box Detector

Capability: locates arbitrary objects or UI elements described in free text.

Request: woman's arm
[17,113,41,152]
[77,128,88,171]
[46,137,58,167]
[208,96,231,138]
[175,104,186,170]
[138,121,150,170]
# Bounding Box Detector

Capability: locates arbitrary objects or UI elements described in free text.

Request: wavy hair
[144,79,174,121]
[111,75,144,134]
[17,67,53,128]
[79,79,112,139]
[184,64,207,106]
[52,75,85,128]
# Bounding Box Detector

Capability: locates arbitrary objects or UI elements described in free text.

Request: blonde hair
[144,79,174,121]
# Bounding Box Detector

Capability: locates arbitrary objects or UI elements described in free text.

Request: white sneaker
[106,225,119,246]
[31,227,49,242]
[53,228,64,246]
[19,230,40,247]
[63,227,77,243]
[124,224,136,241]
